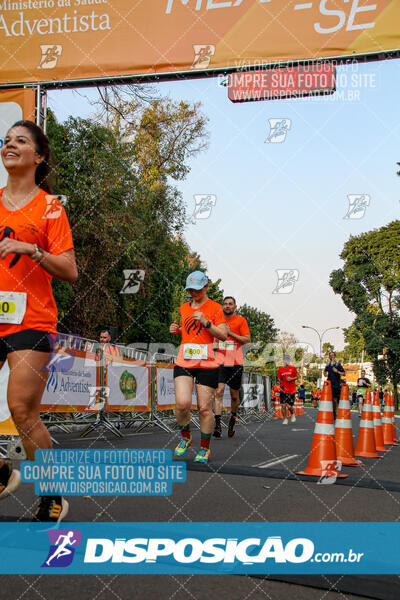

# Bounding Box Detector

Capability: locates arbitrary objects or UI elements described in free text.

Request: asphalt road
[0,407,398,600]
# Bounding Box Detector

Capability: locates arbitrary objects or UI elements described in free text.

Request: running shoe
[282,418,288,425]
[227,415,237,438]
[0,460,21,500]
[213,423,222,438]
[194,448,210,463]
[291,413,296,423]
[174,436,192,457]
[32,496,69,522]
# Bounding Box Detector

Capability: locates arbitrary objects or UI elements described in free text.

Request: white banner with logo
[106,361,150,412]
[41,353,98,411]
[242,383,264,410]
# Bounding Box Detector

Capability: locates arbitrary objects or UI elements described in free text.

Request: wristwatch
[31,244,44,263]
[204,320,212,329]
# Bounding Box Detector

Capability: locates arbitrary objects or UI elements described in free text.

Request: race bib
[0,292,27,324]
[183,344,208,360]
[218,340,234,351]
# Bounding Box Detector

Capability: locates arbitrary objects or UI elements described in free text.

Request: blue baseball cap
[185,271,208,290]
[283,354,291,360]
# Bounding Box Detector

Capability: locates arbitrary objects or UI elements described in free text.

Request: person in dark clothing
[323,351,345,420]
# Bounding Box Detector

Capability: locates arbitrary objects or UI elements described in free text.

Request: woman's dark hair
[9,120,53,194]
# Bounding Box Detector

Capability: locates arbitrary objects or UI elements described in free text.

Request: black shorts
[217,365,243,391]
[331,387,341,401]
[173,365,219,389]
[0,329,56,362]
[280,392,295,406]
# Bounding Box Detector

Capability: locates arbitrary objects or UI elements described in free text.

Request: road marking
[291,428,310,432]
[254,454,299,469]
[66,432,153,441]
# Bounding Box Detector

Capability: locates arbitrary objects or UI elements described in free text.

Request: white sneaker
[282,418,288,425]
[291,413,296,423]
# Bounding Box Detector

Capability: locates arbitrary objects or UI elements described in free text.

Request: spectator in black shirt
[324,351,345,419]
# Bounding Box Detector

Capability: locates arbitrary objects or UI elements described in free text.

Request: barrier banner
[41,350,98,412]
[0,88,36,188]
[0,1,399,86]
[242,382,263,410]
[0,522,399,574]
[105,357,150,412]
[156,364,175,411]
[0,360,18,435]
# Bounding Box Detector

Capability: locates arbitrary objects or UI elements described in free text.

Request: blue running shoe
[174,436,192,457]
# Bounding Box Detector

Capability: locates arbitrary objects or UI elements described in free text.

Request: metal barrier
[0,338,272,452]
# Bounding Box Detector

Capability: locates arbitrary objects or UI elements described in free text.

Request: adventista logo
[46,364,58,393]
[42,529,82,568]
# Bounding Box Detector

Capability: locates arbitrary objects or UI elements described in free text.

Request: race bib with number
[183,344,208,360]
[218,340,235,351]
[0,292,27,324]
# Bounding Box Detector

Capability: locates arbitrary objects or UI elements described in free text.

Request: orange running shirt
[215,314,250,366]
[176,298,225,369]
[0,188,74,336]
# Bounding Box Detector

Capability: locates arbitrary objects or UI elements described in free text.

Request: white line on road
[253,454,299,469]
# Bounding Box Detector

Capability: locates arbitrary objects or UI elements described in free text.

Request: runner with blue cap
[170,271,228,463]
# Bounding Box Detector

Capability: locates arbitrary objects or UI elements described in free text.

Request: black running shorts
[0,329,56,362]
[173,365,219,389]
[217,365,243,391]
[280,392,295,406]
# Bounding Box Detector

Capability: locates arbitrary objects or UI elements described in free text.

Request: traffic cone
[297,380,348,478]
[273,397,284,419]
[388,394,399,445]
[355,390,382,458]
[335,384,363,466]
[294,396,300,416]
[300,396,305,415]
[382,393,394,446]
[372,391,390,452]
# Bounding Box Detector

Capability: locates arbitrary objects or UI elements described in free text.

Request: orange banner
[0,0,398,86]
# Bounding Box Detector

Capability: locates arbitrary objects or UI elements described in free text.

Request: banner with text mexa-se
[0,0,399,86]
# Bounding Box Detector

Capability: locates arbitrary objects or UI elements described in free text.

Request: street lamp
[301,325,340,359]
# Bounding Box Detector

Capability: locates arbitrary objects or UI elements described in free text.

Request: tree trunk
[393,383,399,411]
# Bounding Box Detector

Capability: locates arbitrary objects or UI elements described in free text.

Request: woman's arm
[0,239,78,283]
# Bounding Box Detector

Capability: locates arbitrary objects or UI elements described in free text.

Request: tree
[47,111,204,343]
[237,304,278,347]
[276,331,298,353]
[342,321,370,363]
[330,221,400,407]
[322,342,334,359]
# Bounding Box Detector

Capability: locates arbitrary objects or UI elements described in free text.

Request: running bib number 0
[218,340,234,351]
[183,344,208,360]
[0,292,27,324]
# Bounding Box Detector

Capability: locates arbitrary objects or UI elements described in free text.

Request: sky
[47,58,400,354]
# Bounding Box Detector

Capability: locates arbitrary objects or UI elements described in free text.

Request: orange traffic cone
[335,384,363,466]
[273,397,283,419]
[372,391,390,452]
[294,396,301,416]
[300,396,305,415]
[355,390,382,458]
[382,393,394,446]
[388,394,399,445]
[297,380,347,478]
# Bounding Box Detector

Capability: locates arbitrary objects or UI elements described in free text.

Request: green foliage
[237,304,278,346]
[330,221,400,405]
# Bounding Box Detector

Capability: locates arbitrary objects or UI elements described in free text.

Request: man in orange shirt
[213,296,250,438]
[170,271,227,463]
[99,329,120,357]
